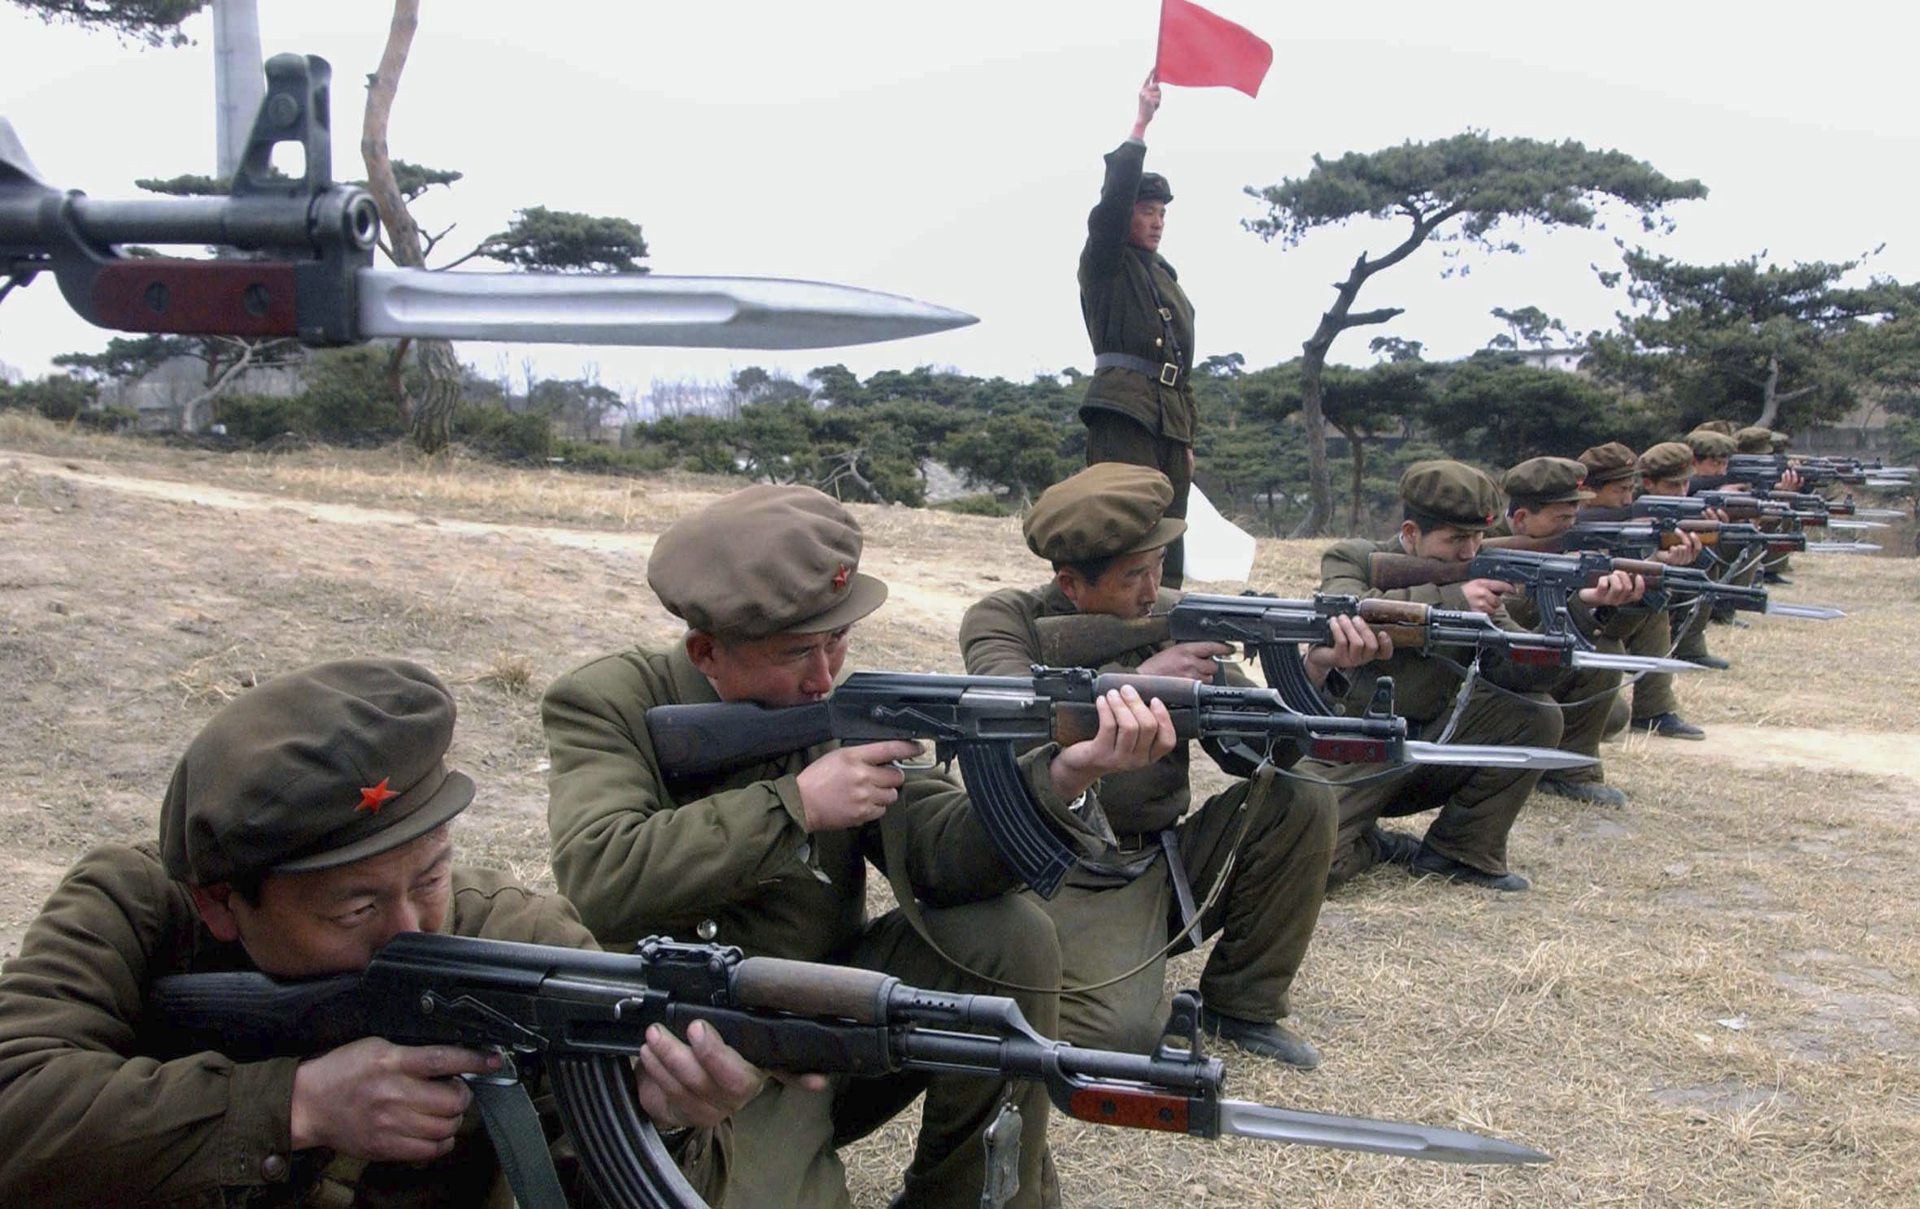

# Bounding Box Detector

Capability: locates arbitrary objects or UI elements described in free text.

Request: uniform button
[696,919,719,940]
[260,1154,289,1181]
[1153,337,1164,348]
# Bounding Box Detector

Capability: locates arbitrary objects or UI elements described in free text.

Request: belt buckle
[1159,362,1179,386]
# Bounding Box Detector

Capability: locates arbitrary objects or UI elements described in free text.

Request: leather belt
[1094,351,1183,387]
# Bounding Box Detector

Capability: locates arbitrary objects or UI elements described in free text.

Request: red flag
[1155,0,1273,98]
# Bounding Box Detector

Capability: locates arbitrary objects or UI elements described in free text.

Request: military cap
[1024,463,1186,565]
[1770,431,1792,453]
[1685,429,1738,459]
[1733,426,1775,454]
[1136,172,1173,205]
[1399,460,1502,530]
[1578,442,1640,486]
[1639,441,1695,481]
[649,484,888,639]
[1696,419,1736,436]
[1502,456,1595,508]
[159,658,474,885]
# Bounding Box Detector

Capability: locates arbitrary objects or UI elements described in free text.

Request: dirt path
[1655,723,1920,784]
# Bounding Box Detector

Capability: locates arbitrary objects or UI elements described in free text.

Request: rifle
[1726,455,1916,492]
[1031,592,1695,715]
[1574,508,1876,555]
[1609,494,1889,541]
[1,54,971,350]
[147,933,1548,1209]
[646,666,1597,899]
[1366,546,1843,644]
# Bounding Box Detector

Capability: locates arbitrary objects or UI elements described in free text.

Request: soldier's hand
[794,741,918,832]
[1653,529,1704,565]
[1138,641,1233,681]
[1136,70,1162,130]
[1303,614,1391,685]
[290,1037,497,1162]
[636,1020,770,1131]
[1578,570,1646,607]
[1049,684,1177,799]
[1460,578,1514,615]
[1780,467,1804,491]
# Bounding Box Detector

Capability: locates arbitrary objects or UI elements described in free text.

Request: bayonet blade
[1569,650,1707,674]
[1404,742,1599,771]
[1853,507,1908,520]
[355,267,977,349]
[1806,540,1881,553]
[1215,1099,1549,1165]
[1823,518,1890,531]
[1763,601,1847,620]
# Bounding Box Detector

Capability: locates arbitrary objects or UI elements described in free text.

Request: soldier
[0,658,761,1207]
[1078,72,1200,588]
[959,464,1382,1069]
[1578,441,1707,740]
[543,485,1176,1209]
[1306,462,1565,892]
[1676,428,1749,667]
[1497,457,1651,807]
[1734,425,1795,584]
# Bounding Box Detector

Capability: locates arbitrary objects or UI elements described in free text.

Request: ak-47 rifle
[1726,455,1916,492]
[1580,503,1878,554]
[148,933,1549,1209]
[646,666,1596,899]
[1030,592,1696,716]
[1,54,973,350]
[1554,514,1809,557]
[1637,491,1898,533]
[1368,546,1844,643]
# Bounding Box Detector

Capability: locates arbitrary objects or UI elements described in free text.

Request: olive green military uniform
[1302,464,1562,885]
[1734,426,1795,578]
[1079,138,1198,587]
[545,486,1077,1209]
[960,582,1335,1052]
[1577,443,1680,723]
[1498,457,1624,785]
[1674,430,1753,658]
[0,848,676,1208]
[1633,441,1710,692]
[0,657,726,1208]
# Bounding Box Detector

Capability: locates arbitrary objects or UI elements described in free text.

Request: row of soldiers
[0,416,1830,1204]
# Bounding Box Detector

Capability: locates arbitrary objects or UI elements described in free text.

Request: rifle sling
[467,1065,570,1209]
[1160,829,1206,950]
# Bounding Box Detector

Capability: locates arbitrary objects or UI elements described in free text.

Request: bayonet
[1,55,975,351]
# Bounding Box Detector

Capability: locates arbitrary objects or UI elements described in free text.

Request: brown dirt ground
[4,417,1918,1207]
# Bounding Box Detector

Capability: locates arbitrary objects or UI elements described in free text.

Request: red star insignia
[357,778,397,813]
[831,564,851,592]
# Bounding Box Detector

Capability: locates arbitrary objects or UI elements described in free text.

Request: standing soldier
[1079,72,1199,587]
[960,464,1382,1069]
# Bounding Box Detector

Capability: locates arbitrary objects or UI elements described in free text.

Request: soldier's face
[1586,479,1635,509]
[1511,502,1579,538]
[691,626,852,707]
[1402,523,1483,562]
[191,825,456,978]
[1129,201,1166,251]
[1642,475,1689,496]
[1058,547,1165,619]
[1695,456,1729,475]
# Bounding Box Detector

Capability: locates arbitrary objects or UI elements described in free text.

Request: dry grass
[2,433,1918,1206]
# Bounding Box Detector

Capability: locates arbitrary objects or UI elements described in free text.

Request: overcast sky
[4,0,1918,401]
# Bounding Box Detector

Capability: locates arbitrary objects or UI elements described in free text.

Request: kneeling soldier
[544,485,1174,1209]
[0,658,761,1207]
[1306,461,1566,892]
[960,464,1380,1069]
